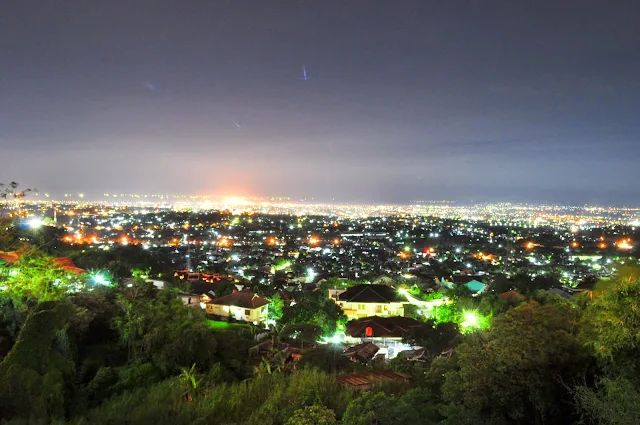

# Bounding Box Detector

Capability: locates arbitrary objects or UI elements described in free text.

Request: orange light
[598,242,607,249]
[308,236,320,246]
[333,238,341,245]
[616,238,633,250]
[217,237,232,248]
[267,237,277,246]
[571,241,579,248]
[120,236,129,245]
[526,242,535,250]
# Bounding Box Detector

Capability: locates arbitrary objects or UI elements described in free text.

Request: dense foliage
[2,197,640,424]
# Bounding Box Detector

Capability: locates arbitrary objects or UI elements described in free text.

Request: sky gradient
[1,1,640,204]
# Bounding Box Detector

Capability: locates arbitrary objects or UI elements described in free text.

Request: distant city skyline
[2,1,640,204]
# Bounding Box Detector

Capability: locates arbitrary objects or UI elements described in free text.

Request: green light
[273,260,292,272]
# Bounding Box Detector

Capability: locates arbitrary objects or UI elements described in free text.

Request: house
[336,370,410,391]
[206,289,269,324]
[345,316,422,340]
[331,284,406,319]
[497,290,525,302]
[188,282,219,304]
[441,275,486,295]
[177,292,202,308]
[397,347,429,363]
[343,342,380,362]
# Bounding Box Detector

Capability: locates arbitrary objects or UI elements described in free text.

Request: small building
[442,275,486,295]
[177,292,202,308]
[206,289,269,324]
[332,284,406,319]
[345,316,422,340]
[497,290,525,302]
[344,342,380,362]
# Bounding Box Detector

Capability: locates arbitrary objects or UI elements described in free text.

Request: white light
[93,273,108,285]
[28,218,44,229]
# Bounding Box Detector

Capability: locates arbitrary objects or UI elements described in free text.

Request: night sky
[2,1,640,204]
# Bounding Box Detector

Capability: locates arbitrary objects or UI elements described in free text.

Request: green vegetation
[2,186,640,424]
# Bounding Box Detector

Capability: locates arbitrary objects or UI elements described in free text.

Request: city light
[616,238,634,250]
[28,218,44,229]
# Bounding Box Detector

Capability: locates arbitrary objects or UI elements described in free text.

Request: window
[375,305,382,313]
[245,309,250,316]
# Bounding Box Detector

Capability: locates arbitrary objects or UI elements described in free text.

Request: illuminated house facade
[206,289,269,324]
[331,284,406,320]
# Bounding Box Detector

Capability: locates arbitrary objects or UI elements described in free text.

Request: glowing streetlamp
[28,218,44,229]
[92,273,109,286]
[460,310,479,328]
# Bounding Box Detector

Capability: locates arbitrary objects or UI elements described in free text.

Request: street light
[28,218,44,229]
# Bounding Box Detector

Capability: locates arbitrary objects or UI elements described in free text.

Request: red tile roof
[497,290,525,301]
[336,370,410,390]
[0,252,85,275]
[0,251,21,264]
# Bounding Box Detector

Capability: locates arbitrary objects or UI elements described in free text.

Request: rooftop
[207,289,269,309]
[337,284,403,303]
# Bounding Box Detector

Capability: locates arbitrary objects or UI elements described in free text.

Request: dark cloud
[1,0,639,204]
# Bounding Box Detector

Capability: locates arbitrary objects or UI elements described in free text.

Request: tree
[574,265,640,424]
[285,404,338,425]
[441,301,590,425]
[267,293,285,323]
[488,273,511,293]
[0,301,76,421]
[1,249,86,305]
[403,320,460,363]
[178,363,198,401]
[342,390,437,425]
[281,292,346,337]
[0,182,33,251]
[296,345,352,374]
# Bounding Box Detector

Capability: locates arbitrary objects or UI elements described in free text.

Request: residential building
[206,289,269,324]
[331,284,406,319]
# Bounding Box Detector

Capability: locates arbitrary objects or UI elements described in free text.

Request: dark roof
[207,289,269,309]
[345,316,422,338]
[343,342,380,362]
[336,370,410,390]
[546,288,573,300]
[189,282,219,296]
[337,284,402,303]
[398,348,428,361]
